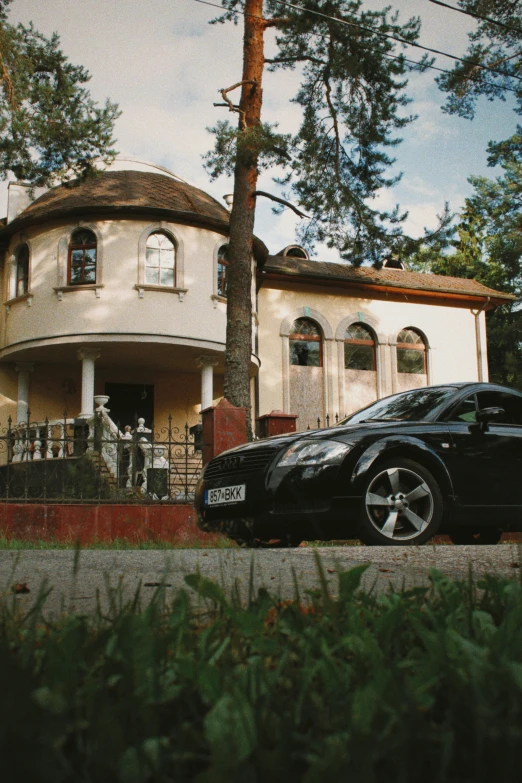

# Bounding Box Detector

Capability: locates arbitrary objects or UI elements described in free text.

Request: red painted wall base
[0,504,222,546]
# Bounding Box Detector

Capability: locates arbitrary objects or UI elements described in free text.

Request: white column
[15,362,34,423]
[196,355,219,412]
[77,348,100,417]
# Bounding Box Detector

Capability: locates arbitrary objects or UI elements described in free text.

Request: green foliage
[2,565,522,781]
[407,155,522,389]
[0,2,119,185]
[205,1,452,264]
[436,1,522,121]
[203,119,291,178]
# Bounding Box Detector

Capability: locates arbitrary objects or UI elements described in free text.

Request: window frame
[144,231,177,288]
[217,243,229,298]
[136,223,186,300]
[396,328,427,375]
[344,323,376,371]
[15,243,30,298]
[67,229,97,286]
[289,317,324,367]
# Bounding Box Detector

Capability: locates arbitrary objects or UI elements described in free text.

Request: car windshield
[338,387,457,425]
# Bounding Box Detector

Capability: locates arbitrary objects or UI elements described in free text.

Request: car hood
[216,420,417,458]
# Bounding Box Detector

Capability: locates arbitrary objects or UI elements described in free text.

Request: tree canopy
[427,1,522,387]
[0,0,119,186]
[205,0,450,265]
[407,162,522,389]
[435,0,522,121]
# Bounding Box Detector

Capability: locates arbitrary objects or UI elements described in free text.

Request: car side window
[476,391,522,425]
[447,395,477,423]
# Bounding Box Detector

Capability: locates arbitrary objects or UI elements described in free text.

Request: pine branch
[219,79,256,131]
[265,55,326,65]
[253,190,310,218]
[262,17,290,28]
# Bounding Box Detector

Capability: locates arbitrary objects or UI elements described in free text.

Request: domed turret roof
[2,169,231,233]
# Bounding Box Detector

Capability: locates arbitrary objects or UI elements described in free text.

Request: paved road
[1,544,521,618]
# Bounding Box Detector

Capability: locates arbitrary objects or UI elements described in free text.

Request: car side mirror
[475,406,505,429]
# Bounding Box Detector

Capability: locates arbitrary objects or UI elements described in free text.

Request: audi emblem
[221,455,241,471]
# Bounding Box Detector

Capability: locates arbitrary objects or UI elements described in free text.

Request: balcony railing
[0,410,202,504]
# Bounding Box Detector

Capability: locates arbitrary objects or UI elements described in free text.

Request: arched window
[14,244,29,297]
[145,232,176,286]
[217,244,229,297]
[68,229,97,285]
[289,318,322,367]
[397,328,426,374]
[344,323,376,371]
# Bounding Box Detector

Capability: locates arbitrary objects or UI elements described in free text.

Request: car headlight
[276,439,353,467]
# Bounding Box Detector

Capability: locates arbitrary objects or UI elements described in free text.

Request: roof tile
[264,255,515,301]
[11,170,230,226]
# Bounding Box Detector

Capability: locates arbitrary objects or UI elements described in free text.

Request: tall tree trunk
[224,0,265,437]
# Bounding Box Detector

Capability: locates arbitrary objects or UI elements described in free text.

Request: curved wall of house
[1,217,233,358]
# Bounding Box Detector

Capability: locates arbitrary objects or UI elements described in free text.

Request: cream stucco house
[0,159,514,492]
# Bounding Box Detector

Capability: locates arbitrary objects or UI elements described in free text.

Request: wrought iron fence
[305,413,344,430]
[0,409,203,504]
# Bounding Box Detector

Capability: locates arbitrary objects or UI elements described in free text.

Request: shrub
[1,563,522,781]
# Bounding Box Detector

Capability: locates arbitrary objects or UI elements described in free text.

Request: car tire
[449,528,503,545]
[358,458,443,546]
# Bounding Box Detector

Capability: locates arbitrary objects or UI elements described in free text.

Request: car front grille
[204,445,280,480]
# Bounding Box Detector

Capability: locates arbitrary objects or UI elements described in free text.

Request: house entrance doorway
[104,383,155,431]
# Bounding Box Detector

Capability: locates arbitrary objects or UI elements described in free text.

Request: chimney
[7,182,47,224]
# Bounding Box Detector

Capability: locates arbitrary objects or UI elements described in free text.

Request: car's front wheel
[358,458,443,546]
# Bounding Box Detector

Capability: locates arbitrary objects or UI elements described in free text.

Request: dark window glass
[217,244,229,297]
[68,229,97,286]
[397,328,426,374]
[289,318,322,367]
[476,391,522,425]
[15,244,29,297]
[344,323,376,371]
[285,246,308,259]
[340,387,456,424]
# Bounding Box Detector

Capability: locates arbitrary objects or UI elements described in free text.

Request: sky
[3,0,520,260]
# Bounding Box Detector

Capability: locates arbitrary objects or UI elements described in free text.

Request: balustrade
[0,400,202,502]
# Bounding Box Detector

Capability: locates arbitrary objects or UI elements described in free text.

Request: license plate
[205,484,246,506]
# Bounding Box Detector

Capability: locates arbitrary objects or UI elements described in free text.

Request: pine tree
[0,0,119,186]
[431,1,522,387]
[204,0,448,430]
[407,175,522,389]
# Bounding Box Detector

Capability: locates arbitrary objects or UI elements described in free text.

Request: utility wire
[194,0,520,92]
[428,0,522,36]
[271,0,522,81]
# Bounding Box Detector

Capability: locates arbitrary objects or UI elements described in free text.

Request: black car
[195,383,522,546]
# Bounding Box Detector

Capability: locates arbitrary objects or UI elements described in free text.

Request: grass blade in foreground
[1,565,522,781]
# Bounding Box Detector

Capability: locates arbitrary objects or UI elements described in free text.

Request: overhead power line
[271,0,522,81]
[193,0,519,92]
[428,0,522,36]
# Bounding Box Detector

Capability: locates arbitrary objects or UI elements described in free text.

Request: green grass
[0,534,237,550]
[2,557,522,781]
[0,535,365,550]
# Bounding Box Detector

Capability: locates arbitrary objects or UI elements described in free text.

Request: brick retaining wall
[0,504,221,545]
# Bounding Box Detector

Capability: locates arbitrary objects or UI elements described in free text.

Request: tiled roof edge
[262,257,516,302]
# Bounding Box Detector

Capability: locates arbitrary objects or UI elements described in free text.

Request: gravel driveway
[1,543,521,618]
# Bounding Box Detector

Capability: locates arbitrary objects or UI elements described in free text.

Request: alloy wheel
[364,466,434,542]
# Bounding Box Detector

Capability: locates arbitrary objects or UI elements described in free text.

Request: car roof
[433,381,522,397]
